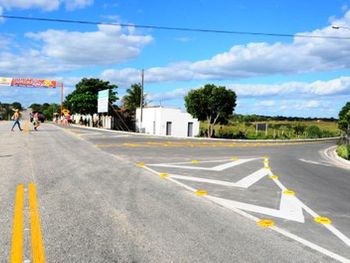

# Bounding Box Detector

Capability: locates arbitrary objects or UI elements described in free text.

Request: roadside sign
[98,89,109,113]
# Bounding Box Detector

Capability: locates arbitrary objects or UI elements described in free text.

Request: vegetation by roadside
[336,144,350,160]
[200,119,340,140]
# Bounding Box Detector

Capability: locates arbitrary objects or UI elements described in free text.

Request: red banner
[11,78,57,88]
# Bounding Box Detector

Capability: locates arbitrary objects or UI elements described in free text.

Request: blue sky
[1,0,350,117]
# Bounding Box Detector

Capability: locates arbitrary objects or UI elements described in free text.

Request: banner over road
[0,77,57,88]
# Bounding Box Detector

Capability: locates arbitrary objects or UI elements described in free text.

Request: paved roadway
[0,121,349,262]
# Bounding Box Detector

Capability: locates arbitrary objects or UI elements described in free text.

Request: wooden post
[60,82,64,114]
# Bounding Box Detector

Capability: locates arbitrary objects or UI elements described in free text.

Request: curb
[67,123,340,143]
[322,146,350,170]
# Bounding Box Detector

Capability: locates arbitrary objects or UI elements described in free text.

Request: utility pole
[60,82,64,114]
[140,69,144,133]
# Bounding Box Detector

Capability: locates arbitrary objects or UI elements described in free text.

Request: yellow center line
[10,184,24,263]
[28,183,46,263]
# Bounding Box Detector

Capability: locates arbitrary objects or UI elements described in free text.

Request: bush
[336,144,350,160]
[306,125,322,138]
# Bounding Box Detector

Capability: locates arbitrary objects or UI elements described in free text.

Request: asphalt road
[0,121,349,262]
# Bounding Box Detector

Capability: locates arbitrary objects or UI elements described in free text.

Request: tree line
[2,78,349,140]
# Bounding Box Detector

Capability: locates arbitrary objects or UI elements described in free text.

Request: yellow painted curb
[136,162,145,167]
[257,219,275,228]
[159,173,169,178]
[283,190,296,195]
[195,190,208,196]
[191,160,200,164]
[231,157,239,161]
[269,175,279,180]
[264,166,272,170]
[314,216,332,224]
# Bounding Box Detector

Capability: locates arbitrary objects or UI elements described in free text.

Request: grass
[336,144,350,160]
[200,120,341,139]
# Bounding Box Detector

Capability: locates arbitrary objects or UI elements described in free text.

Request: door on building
[166,121,172,135]
[187,122,193,137]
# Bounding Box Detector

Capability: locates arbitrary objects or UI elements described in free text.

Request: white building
[135,106,200,137]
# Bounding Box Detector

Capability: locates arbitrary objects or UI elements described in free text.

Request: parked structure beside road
[136,106,200,137]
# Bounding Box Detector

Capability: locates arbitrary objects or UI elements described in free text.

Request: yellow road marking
[315,216,332,224]
[159,173,169,178]
[10,185,24,263]
[136,162,145,167]
[28,183,46,263]
[283,190,296,195]
[257,219,275,228]
[195,189,208,196]
[95,140,324,149]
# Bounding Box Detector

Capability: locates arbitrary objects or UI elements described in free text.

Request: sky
[1,0,350,118]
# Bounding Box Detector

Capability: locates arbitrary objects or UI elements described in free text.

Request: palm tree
[122,83,147,112]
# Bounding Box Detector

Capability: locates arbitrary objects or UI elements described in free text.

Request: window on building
[166,121,172,135]
[187,122,193,137]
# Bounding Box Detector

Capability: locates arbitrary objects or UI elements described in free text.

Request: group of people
[53,113,71,126]
[10,109,41,132]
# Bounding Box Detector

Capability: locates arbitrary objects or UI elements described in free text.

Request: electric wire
[1,14,350,40]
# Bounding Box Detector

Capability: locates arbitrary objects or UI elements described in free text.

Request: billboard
[0,77,13,86]
[0,77,57,88]
[98,89,109,113]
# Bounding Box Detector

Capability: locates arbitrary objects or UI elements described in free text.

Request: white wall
[136,106,199,137]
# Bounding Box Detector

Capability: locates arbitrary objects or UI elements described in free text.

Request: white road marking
[298,199,350,247]
[234,168,269,188]
[206,194,305,223]
[277,179,350,248]
[141,157,350,261]
[169,168,269,189]
[170,174,237,186]
[299,158,331,166]
[148,158,257,171]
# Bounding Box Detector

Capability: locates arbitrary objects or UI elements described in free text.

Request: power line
[1,14,350,40]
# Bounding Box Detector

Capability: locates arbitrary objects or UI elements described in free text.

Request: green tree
[122,83,147,112]
[338,102,350,132]
[185,84,237,137]
[29,103,43,112]
[11,102,23,111]
[65,78,118,114]
[43,103,60,120]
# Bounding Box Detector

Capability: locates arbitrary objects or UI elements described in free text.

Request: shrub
[306,125,322,138]
[336,144,350,160]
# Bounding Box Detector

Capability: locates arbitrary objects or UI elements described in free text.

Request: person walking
[33,112,40,131]
[11,109,23,131]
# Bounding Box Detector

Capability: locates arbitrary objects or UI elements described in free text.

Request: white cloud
[0,0,60,11]
[0,0,92,11]
[228,77,350,97]
[102,10,350,84]
[0,26,153,76]
[148,88,188,101]
[25,25,152,67]
[256,100,276,107]
[63,0,93,11]
[131,76,350,107]
[300,100,321,108]
[0,6,4,23]
[175,37,191,42]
